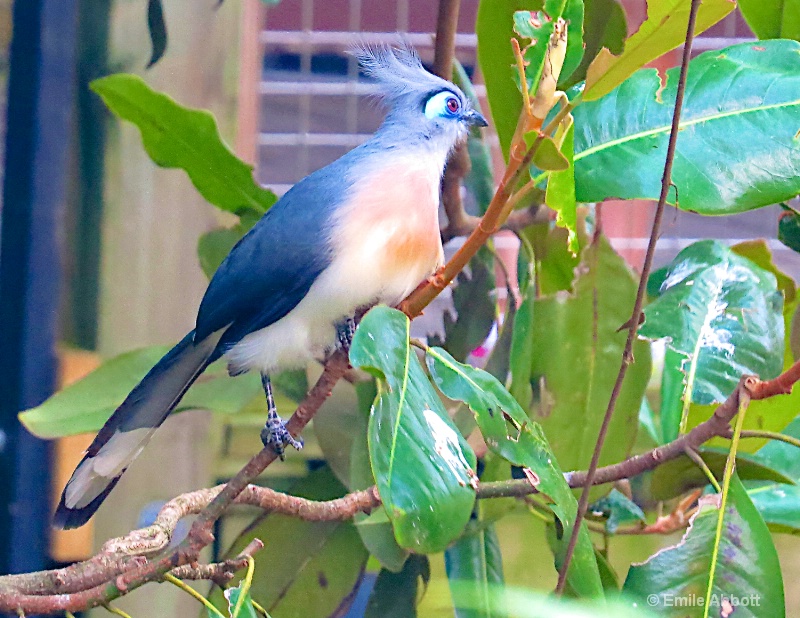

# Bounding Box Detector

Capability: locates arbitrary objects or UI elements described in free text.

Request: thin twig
[556,0,706,592]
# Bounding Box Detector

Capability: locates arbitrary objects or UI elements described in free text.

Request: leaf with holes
[624,475,785,617]
[566,41,800,213]
[426,346,602,598]
[92,74,277,215]
[639,240,783,409]
[350,306,477,554]
[513,0,585,93]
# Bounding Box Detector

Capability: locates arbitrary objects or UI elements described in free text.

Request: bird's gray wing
[195,166,348,350]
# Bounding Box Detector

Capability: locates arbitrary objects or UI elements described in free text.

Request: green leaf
[589,489,646,533]
[211,468,368,617]
[647,448,794,501]
[738,0,800,41]
[146,0,167,68]
[476,0,543,158]
[364,555,430,618]
[426,346,602,598]
[583,0,734,101]
[747,481,800,534]
[545,122,578,253]
[526,132,570,171]
[640,240,783,407]
[660,347,686,443]
[91,74,277,215]
[349,306,477,553]
[624,475,785,617]
[561,0,626,89]
[18,346,262,438]
[570,41,800,213]
[430,247,496,363]
[445,524,505,618]
[530,237,651,476]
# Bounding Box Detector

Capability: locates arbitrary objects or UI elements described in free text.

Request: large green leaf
[738,0,800,41]
[640,240,783,409]
[476,0,543,158]
[570,41,800,213]
[624,475,785,617]
[426,347,603,598]
[18,346,262,438]
[212,467,368,617]
[527,236,651,475]
[445,524,505,618]
[92,74,276,215]
[349,306,477,554]
[583,0,734,101]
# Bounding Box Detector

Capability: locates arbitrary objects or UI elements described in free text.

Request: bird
[53,43,488,529]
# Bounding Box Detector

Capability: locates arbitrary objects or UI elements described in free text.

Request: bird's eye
[424,91,462,120]
[446,97,460,114]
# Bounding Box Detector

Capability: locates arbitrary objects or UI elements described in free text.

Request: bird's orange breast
[335,156,444,302]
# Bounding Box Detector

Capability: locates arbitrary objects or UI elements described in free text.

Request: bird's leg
[260,373,303,459]
[336,316,357,353]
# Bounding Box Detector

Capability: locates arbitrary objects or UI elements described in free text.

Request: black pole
[0,0,78,578]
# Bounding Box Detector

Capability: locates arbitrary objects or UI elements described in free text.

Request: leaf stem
[703,388,750,618]
[684,447,721,493]
[555,0,704,593]
[163,573,225,618]
[738,429,800,450]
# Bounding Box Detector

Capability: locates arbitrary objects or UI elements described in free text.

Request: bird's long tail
[53,329,223,529]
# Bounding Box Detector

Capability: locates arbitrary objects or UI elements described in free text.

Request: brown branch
[555,0,703,594]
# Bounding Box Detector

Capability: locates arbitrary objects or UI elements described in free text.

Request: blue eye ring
[424,91,462,119]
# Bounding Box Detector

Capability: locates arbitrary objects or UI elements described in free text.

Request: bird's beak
[464,109,489,128]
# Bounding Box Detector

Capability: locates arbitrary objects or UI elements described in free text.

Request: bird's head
[353,43,488,152]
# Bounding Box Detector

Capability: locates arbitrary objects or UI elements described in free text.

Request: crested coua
[54,44,488,529]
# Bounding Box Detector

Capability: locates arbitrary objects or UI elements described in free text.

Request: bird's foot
[260,410,303,460]
[336,316,357,353]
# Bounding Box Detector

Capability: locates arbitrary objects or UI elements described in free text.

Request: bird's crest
[351,43,446,103]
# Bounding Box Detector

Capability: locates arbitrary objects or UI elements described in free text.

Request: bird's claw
[260,416,303,460]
